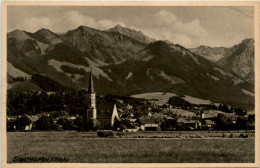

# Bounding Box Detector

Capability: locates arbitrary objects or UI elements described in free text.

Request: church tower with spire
[86,70,97,119]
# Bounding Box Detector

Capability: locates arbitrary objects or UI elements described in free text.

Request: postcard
[1,1,260,168]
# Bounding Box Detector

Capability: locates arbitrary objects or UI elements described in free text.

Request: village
[7,72,255,135]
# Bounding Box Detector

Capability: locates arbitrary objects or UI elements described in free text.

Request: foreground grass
[7,132,254,163]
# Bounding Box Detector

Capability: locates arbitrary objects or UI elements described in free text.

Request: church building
[86,71,120,130]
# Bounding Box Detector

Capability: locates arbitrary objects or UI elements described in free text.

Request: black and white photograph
[1,1,260,167]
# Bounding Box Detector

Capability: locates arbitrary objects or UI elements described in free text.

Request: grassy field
[7,131,254,163]
[131,92,212,105]
[131,92,177,105]
[122,130,255,138]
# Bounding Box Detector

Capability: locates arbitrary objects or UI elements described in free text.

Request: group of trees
[168,96,192,109]
[73,117,100,131]
[7,115,32,131]
[217,104,247,116]
[112,118,132,131]
[7,90,148,117]
[35,115,55,130]
[7,90,92,116]
[8,75,29,83]
[160,118,178,131]
[7,115,57,131]
[214,114,254,130]
[7,114,100,132]
[60,65,87,76]
[7,90,67,116]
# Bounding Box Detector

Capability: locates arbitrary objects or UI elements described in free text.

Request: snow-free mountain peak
[108,24,155,44]
[190,45,228,62]
[28,28,62,45]
[217,38,254,80]
[7,29,33,41]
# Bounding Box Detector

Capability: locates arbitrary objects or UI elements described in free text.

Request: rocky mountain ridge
[108,24,155,44]
[191,39,254,83]
[217,39,254,82]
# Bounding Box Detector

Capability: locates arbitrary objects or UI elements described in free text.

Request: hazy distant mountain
[108,24,155,44]
[7,26,255,110]
[190,45,228,62]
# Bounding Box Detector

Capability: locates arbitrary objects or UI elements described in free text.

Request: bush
[115,132,125,137]
[35,115,54,130]
[62,119,75,130]
[74,116,86,131]
[7,119,16,131]
[87,119,100,131]
[215,114,233,130]
[236,116,247,130]
[57,118,65,125]
[112,118,121,130]
[74,117,100,131]
[53,124,63,131]
[97,130,115,138]
[112,118,126,131]
[15,115,32,130]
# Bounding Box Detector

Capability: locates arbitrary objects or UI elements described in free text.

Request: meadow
[131,92,211,106]
[7,131,254,163]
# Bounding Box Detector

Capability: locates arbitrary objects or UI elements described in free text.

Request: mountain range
[190,39,254,83]
[7,24,255,110]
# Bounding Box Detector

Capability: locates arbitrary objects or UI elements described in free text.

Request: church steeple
[88,70,94,93]
[86,70,96,119]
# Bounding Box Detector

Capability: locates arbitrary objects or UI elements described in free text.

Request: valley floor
[7,131,254,163]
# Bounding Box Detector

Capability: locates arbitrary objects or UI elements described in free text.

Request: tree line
[7,114,99,132]
[7,90,146,116]
[214,113,254,130]
[60,65,87,76]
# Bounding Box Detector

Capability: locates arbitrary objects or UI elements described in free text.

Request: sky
[7,6,254,48]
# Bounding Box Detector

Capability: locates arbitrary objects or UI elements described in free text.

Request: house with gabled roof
[139,118,160,131]
[177,118,201,130]
[204,119,215,129]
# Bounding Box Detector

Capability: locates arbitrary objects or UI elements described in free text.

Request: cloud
[63,11,96,30]
[98,20,126,30]
[17,11,126,33]
[141,10,210,48]
[18,17,53,32]
[154,10,178,25]
[57,11,127,32]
